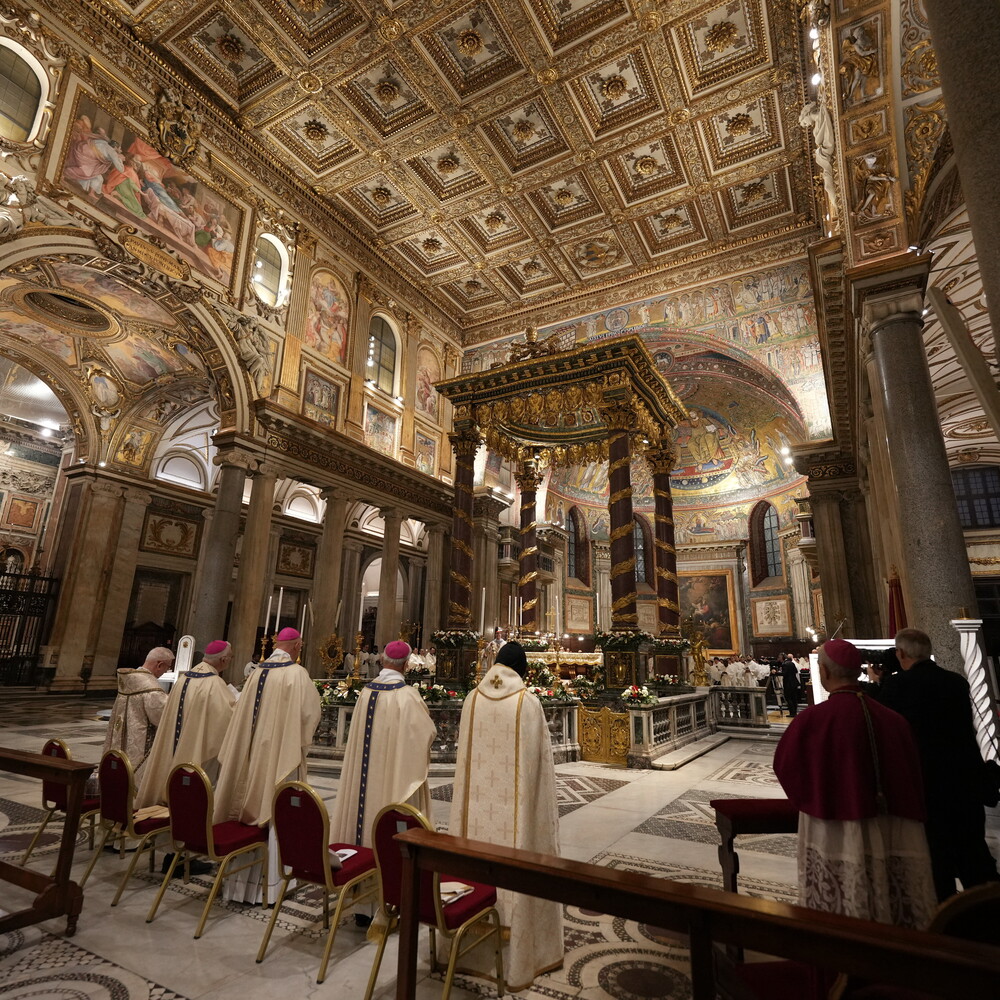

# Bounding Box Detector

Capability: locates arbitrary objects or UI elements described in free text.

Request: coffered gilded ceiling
[125,0,819,333]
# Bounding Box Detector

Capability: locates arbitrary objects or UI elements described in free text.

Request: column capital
[851,254,930,336]
[514,466,543,493]
[380,506,403,524]
[253,460,282,480]
[213,448,257,472]
[599,399,640,432]
[122,486,153,507]
[449,426,481,458]
[644,445,676,476]
[320,485,353,505]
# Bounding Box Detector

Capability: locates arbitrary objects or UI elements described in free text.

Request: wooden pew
[0,746,94,936]
[391,828,1000,1000]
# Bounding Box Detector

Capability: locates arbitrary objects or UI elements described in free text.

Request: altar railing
[708,685,770,728]
[625,693,712,768]
[312,699,580,765]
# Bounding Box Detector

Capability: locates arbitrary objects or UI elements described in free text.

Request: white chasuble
[135,661,236,809]
[449,664,564,992]
[213,651,321,827]
[102,668,168,785]
[330,671,436,847]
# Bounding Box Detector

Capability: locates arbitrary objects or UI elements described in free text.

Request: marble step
[650,732,731,770]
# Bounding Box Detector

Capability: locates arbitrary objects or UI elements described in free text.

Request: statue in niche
[853,152,896,223]
[0,173,80,238]
[231,313,272,396]
[799,101,838,221]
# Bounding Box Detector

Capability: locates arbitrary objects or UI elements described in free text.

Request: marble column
[515,461,542,634]
[342,540,364,638]
[919,0,1000,343]
[787,547,813,637]
[187,450,252,648]
[308,487,351,674]
[447,426,479,628]
[601,403,638,631]
[229,462,279,673]
[376,507,403,649]
[646,444,680,636]
[473,492,507,638]
[807,483,857,638]
[861,277,977,667]
[422,524,446,646]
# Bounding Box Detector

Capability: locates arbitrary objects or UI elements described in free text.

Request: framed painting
[565,595,592,633]
[679,569,737,655]
[277,541,315,578]
[415,345,441,421]
[364,403,397,457]
[2,494,41,532]
[752,595,792,637]
[54,86,243,287]
[140,513,199,556]
[305,269,350,365]
[414,430,437,475]
[302,368,340,427]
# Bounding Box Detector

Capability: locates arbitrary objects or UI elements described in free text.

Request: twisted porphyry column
[646,444,680,636]
[515,460,543,634]
[447,426,480,628]
[602,403,638,630]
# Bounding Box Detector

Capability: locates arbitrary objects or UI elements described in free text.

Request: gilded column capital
[514,465,543,493]
[644,445,676,476]
[599,400,639,432]
[449,426,481,458]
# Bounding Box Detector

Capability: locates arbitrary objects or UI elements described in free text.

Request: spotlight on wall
[810,73,822,86]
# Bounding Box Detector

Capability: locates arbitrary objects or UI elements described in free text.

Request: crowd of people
[99,632,560,992]
[93,622,998,990]
[707,652,809,715]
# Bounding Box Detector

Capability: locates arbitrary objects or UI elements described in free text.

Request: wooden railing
[0,746,94,935]
[392,829,1000,999]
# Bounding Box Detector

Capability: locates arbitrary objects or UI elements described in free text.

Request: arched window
[251,234,288,307]
[0,44,44,142]
[633,515,653,587]
[749,501,782,586]
[952,466,1000,529]
[367,315,397,395]
[567,507,590,586]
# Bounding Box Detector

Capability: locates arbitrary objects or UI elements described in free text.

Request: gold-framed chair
[256,780,378,982]
[365,802,504,1000]
[79,749,170,905]
[145,763,268,938]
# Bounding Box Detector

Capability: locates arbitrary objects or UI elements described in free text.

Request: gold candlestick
[475,637,488,684]
[352,632,363,681]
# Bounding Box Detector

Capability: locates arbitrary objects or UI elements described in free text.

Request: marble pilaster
[472,492,508,638]
[308,487,351,671]
[375,507,403,649]
[422,524,446,645]
[342,540,364,638]
[787,547,813,637]
[807,482,857,638]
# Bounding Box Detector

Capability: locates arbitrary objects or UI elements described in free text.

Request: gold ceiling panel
[125,0,818,328]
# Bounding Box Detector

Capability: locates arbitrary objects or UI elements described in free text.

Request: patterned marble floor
[2,695,994,999]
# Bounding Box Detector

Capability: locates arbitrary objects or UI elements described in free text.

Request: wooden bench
[0,746,94,936]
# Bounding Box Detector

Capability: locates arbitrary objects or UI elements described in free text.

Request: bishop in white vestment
[135,639,236,809]
[329,640,436,847]
[449,641,564,992]
[102,647,173,784]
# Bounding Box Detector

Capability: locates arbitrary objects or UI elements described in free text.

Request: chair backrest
[929,883,1000,944]
[371,803,437,925]
[98,749,135,829]
[272,781,332,887]
[41,738,71,810]
[166,764,213,855]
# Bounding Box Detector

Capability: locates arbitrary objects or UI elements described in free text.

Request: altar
[527,650,604,678]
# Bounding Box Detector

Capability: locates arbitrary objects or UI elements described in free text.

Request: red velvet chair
[79,749,170,905]
[256,781,378,982]
[365,803,504,1000]
[145,763,268,938]
[21,738,100,867]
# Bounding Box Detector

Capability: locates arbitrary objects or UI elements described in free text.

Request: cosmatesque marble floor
[1,695,997,1000]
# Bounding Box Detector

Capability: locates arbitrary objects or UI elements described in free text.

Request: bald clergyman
[135,639,236,809]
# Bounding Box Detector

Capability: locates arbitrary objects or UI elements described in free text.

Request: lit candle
[507,594,512,626]
[480,587,486,634]
[335,599,342,624]
[299,602,307,635]
[275,586,284,632]
[556,593,561,633]
[264,595,273,633]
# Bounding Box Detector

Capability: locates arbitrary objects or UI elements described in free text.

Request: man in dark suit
[869,627,998,900]
[780,655,801,717]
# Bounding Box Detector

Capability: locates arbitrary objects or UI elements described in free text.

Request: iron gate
[0,571,59,685]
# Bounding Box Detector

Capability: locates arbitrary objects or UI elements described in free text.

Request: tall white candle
[299,602,307,635]
[507,594,512,626]
[556,593,561,634]
[480,587,486,633]
[264,595,273,633]
[275,586,284,631]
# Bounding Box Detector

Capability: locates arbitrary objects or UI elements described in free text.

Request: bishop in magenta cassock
[773,638,936,928]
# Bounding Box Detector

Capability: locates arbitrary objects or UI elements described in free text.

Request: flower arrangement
[416,682,463,704]
[620,684,659,705]
[431,629,481,648]
[518,637,551,652]
[315,677,362,705]
[404,664,432,683]
[653,673,682,686]
[527,684,576,704]
[594,630,656,651]
[526,662,558,688]
[649,637,691,655]
[569,676,597,695]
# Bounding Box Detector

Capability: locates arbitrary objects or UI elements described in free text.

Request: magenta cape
[773,687,926,821]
